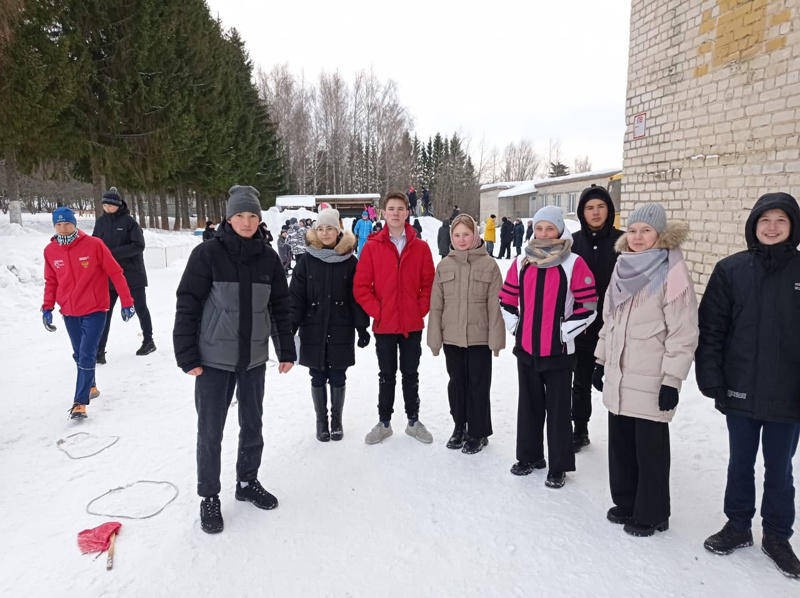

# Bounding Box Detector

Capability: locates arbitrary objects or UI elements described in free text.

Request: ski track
[0,214,797,597]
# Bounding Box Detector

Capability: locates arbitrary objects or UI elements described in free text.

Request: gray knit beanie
[226,185,262,220]
[627,203,667,234]
[314,208,341,231]
[532,205,565,235]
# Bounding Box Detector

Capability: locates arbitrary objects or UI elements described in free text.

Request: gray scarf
[607,249,669,312]
[523,238,572,268]
[305,245,352,264]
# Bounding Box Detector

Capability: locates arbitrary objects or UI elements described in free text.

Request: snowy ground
[1,213,798,597]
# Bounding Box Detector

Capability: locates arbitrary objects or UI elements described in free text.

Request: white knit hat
[314,208,341,231]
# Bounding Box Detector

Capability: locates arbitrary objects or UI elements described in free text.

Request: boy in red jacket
[42,207,135,419]
[354,191,435,444]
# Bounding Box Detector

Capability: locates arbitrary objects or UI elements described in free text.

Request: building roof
[479,182,525,192]
[276,195,316,208]
[534,168,622,188]
[315,193,381,200]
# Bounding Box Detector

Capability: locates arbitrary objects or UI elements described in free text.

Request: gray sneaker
[405,420,433,444]
[365,422,393,444]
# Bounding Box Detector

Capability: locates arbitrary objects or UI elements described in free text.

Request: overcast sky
[205,0,632,173]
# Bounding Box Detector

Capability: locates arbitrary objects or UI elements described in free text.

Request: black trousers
[498,240,511,259]
[375,331,422,422]
[443,344,493,438]
[514,242,522,257]
[98,286,153,351]
[516,361,575,472]
[195,364,266,498]
[571,347,596,434]
[608,412,671,526]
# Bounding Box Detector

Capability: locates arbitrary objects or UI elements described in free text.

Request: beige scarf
[523,237,573,268]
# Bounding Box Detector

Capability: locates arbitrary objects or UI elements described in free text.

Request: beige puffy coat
[595,223,699,423]
[427,245,506,356]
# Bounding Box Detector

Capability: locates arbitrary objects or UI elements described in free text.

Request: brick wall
[622,0,799,293]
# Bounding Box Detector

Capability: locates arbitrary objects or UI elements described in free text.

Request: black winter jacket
[500,219,514,243]
[571,185,623,350]
[92,201,148,289]
[289,230,369,370]
[437,219,451,257]
[173,221,295,373]
[696,192,800,424]
[202,226,215,241]
[513,222,525,247]
[525,223,533,241]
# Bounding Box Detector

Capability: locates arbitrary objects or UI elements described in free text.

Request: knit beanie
[314,208,342,231]
[532,206,565,235]
[226,185,262,220]
[102,186,123,207]
[627,203,667,234]
[52,206,77,226]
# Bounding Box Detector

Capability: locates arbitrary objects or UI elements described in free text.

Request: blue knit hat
[52,207,77,226]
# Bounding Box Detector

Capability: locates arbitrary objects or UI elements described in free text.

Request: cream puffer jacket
[595,222,699,423]
[427,244,506,356]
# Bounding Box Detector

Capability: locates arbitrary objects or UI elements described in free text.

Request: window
[569,193,576,212]
[555,194,561,207]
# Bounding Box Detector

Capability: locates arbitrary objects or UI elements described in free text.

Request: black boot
[311,385,330,442]
[703,521,753,555]
[136,339,156,356]
[330,385,345,441]
[462,436,488,454]
[446,424,466,449]
[200,496,224,533]
[573,422,589,453]
[96,350,106,365]
[510,459,547,476]
[762,533,800,578]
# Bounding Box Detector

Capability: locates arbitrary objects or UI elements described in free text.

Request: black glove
[658,384,679,411]
[357,327,370,348]
[700,387,725,401]
[591,364,604,392]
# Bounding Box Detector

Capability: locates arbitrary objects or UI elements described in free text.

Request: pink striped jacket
[499,237,597,358]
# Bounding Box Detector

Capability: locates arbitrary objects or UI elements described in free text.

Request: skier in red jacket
[354,191,435,445]
[42,207,135,419]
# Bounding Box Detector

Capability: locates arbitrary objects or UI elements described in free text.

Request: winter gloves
[357,327,371,348]
[121,306,136,322]
[592,364,604,392]
[42,309,56,332]
[658,384,679,411]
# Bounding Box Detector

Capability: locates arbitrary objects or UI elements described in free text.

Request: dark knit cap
[102,186,124,207]
[226,185,262,220]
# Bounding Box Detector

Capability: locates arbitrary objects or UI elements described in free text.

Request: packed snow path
[1,214,797,596]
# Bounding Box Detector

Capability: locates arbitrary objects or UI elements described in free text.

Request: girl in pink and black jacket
[499,206,597,488]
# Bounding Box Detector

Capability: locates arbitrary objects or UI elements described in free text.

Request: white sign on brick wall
[633,112,646,139]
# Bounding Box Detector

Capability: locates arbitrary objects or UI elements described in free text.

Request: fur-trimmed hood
[305,228,357,255]
[615,220,689,253]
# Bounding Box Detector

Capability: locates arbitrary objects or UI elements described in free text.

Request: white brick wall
[623,0,800,293]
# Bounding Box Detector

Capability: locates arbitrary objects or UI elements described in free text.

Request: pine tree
[549,161,570,177]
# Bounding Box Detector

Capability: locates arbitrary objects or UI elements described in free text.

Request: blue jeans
[309,367,347,388]
[64,311,106,405]
[724,413,800,539]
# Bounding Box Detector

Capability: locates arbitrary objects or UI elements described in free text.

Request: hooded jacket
[513,221,525,246]
[289,230,369,370]
[437,219,451,257]
[695,192,800,424]
[571,185,625,350]
[43,230,134,316]
[595,222,698,423]
[173,221,296,373]
[427,241,505,356]
[353,223,435,336]
[92,200,148,289]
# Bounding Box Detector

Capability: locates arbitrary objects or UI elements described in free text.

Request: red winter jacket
[354,223,435,336]
[42,230,134,316]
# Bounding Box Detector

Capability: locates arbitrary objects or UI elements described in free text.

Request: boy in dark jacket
[569,185,623,450]
[498,217,514,259]
[93,187,155,362]
[173,185,296,535]
[696,192,800,579]
[354,191,435,445]
[203,221,216,241]
[513,219,525,256]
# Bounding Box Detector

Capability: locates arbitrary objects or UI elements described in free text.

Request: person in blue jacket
[354,211,372,257]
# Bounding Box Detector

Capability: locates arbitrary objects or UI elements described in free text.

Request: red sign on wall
[633,112,646,139]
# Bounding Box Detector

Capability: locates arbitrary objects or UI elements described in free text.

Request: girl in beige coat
[428,215,505,454]
[594,203,698,537]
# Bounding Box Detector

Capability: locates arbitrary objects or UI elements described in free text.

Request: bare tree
[574,155,592,173]
[501,139,541,181]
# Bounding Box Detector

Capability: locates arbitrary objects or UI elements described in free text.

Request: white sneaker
[405,420,433,444]
[365,422,393,444]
